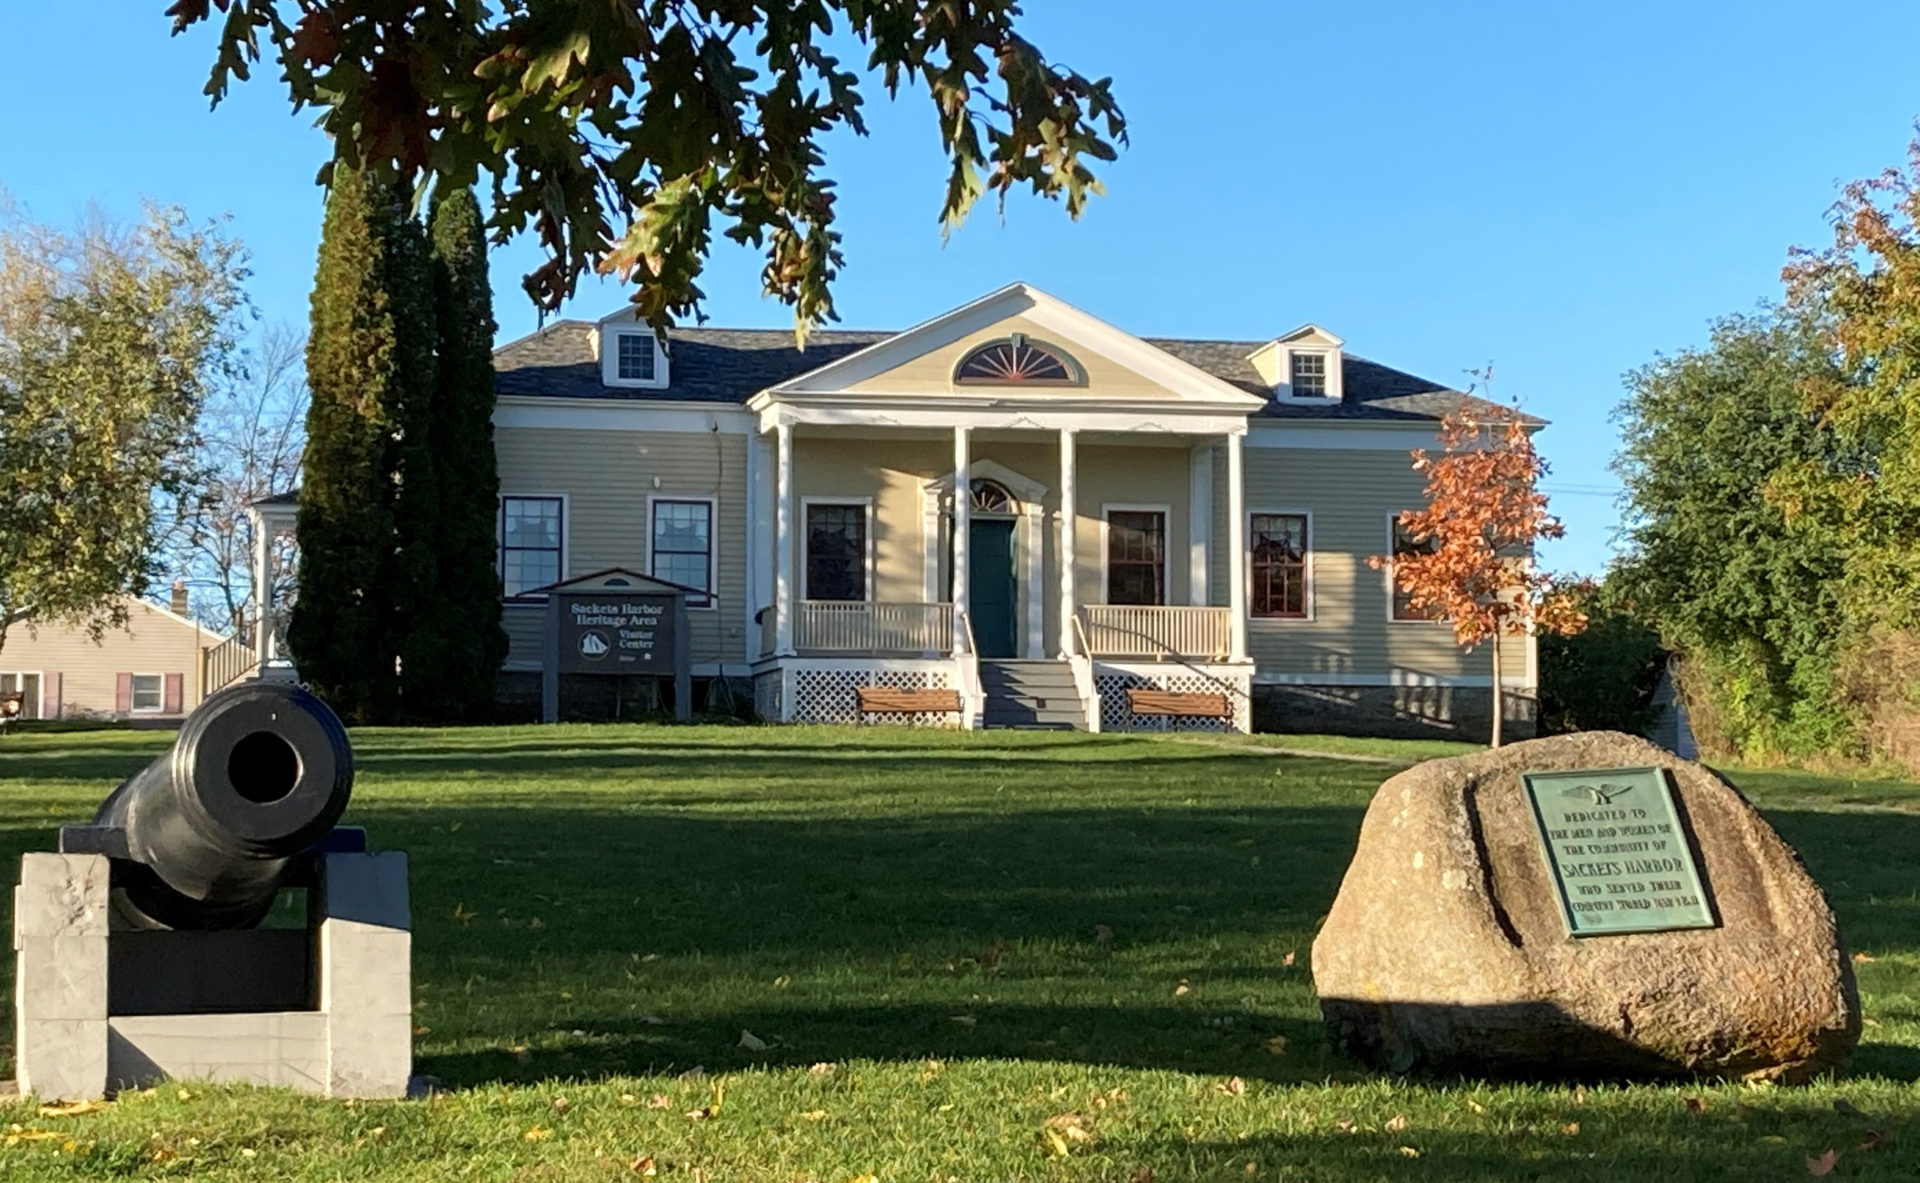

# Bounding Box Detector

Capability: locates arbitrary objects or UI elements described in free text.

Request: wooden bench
[1126,688,1231,719]
[856,686,963,715]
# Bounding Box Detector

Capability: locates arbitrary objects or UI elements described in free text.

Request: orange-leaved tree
[1371,404,1586,746]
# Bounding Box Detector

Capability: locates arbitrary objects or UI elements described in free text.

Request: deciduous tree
[1372,404,1581,746]
[164,0,1127,334]
[0,200,248,658]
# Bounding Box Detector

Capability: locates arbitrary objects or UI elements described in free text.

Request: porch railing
[1079,605,1232,660]
[201,634,258,694]
[794,600,954,655]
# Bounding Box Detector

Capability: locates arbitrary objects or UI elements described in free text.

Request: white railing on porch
[1079,605,1232,660]
[201,635,258,694]
[794,600,954,655]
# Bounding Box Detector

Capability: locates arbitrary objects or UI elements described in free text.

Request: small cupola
[1247,324,1343,403]
[597,309,671,390]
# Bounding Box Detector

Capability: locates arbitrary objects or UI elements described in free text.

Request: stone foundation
[1252,682,1537,742]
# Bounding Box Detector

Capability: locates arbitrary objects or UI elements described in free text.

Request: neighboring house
[0,587,251,722]
[256,281,1543,736]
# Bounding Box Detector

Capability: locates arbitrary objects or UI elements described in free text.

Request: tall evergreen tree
[288,166,400,722]
[428,186,509,721]
[387,196,445,721]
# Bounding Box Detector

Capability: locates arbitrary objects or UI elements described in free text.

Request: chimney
[170,580,189,617]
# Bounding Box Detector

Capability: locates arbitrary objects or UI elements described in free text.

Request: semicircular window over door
[970,478,1018,515]
[953,333,1083,386]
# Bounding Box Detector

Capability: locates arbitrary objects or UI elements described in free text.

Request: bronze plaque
[1520,766,1716,937]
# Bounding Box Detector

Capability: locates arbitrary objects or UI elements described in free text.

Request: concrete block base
[13,849,412,1100]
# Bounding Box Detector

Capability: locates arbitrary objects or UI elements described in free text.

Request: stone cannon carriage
[13,682,413,1100]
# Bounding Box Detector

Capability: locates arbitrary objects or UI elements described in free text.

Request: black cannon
[63,680,355,930]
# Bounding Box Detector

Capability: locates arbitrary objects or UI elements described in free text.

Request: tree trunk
[1490,636,1504,748]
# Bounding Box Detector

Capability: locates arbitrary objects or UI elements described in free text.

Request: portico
[742,284,1264,731]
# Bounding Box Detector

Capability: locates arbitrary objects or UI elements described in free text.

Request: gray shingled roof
[495,320,1533,424]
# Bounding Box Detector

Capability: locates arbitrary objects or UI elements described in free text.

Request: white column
[1023,502,1045,658]
[1188,441,1212,607]
[1226,430,1248,662]
[252,515,275,663]
[952,426,971,652]
[746,430,772,662]
[775,421,795,656]
[1057,429,1078,658]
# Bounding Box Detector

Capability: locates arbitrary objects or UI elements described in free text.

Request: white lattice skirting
[758,662,962,727]
[1095,664,1252,733]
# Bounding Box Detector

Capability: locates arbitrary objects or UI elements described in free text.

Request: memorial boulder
[1311,731,1860,1083]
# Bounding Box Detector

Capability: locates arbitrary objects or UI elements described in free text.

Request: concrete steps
[977,659,1089,731]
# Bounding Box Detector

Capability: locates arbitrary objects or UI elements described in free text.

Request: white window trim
[602,328,671,389]
[1282,346,1342,403]
[129,672,166,714]
[800,496,876,603]
[647,493,718,611]
[0,669,42,720]
[1385,512,1449,626]
[1100,503,1173,607]
[499,492,570,601]
[1247,508,1314,623]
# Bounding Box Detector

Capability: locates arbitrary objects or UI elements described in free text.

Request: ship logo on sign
[578,630,611,660]
[1564,782,1634,806]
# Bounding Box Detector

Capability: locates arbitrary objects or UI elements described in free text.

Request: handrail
[1070,613,1094,661]
[201,635,258,694]
[960,608,978,656]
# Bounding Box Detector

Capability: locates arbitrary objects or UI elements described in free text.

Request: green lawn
[3,724,1920,1180]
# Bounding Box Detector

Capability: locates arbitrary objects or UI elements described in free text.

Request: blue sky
[5,0,1920,574]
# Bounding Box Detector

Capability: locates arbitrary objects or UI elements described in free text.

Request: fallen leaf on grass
[1398,1146,1420,1158]
[550,1097,571,1115]
[1281,950,1296,967]
[524,1126,552,1142]
[1174,981,1191,997]
[510,1045,532,1064]
[686,1083,726,1122]
[1044,1113,1093,1143]
[1808,1149,1840,1177]
[647,1095,671,1110]
[1853,952,1876,964]
[850,1176,878,1183]
[1384,1114,1407,1132]
[738,1030,770,1052]
[1334,1119,1357,1134]
[808,1062,836,1075]
[1130,1169,1156,1183]
[1043,1129,1075,1158]
[1562,1122,1580,1136]
[37,1100,106,1118]
[1095,924,1114,942]
[1465,1099,1485,1114]
[1860,1131,1895,1151]
[1215,1077,1246,1096]
[630,1155,657,1176]
[413,1025,432,1036]
[1263,1036,1288,1056]
[1683,1096,1709,1113]
[801,1110,829,1122]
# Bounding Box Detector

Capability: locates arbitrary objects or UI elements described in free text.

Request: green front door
[968,518,1019,658]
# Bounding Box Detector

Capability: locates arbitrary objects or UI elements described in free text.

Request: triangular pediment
[758,283,1266,411]
[530,567,701,597]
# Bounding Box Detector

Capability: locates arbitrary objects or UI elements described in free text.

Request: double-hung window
[130,674,164,713]
[1250,513,1309,618]
[805,504,868,601]
[1106,510,1166,606]
[651,499,713,607]
[1290,351,1328,397]
[616,332,657,382]
[500,496,563,597]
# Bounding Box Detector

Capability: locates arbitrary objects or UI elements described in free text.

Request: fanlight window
[954,333,1082,386]
[970,478,1018,515]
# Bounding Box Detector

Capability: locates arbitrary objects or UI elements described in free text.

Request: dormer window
[1290,351,1328,398]
[1245,324,1344,403]
[617,332,657,382]
[599,322,671,389]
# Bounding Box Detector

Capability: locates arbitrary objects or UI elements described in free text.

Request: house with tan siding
[0,589,240,722]
[445,282,1542,736]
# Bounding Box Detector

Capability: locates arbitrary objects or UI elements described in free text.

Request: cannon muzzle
[83,680,354,930]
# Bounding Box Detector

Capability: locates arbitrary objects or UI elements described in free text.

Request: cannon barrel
[90,681,354,930]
